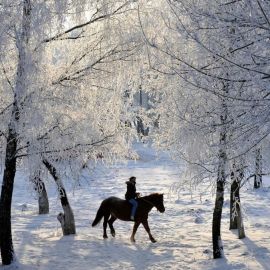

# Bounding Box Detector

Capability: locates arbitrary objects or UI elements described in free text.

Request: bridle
[140,196,164,212]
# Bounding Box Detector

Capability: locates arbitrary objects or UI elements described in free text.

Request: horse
[92,193,165,243]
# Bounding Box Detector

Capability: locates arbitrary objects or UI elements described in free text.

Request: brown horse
[92,193,165,243]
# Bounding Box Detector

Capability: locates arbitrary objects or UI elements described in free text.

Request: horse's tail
[92,201,106,227]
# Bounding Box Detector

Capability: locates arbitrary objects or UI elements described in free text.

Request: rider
[125,176,140,221]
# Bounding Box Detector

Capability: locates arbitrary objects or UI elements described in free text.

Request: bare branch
[0,103,13,116]
[256,0,270,27]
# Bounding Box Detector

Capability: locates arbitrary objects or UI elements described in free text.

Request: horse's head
[149,193,165,213]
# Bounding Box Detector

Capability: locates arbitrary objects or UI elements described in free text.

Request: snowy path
[1,144,270,270]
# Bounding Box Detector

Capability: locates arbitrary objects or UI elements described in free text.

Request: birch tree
[137,0,270,258]
[0,0,142,265]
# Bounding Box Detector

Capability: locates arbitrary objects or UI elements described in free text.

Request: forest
[0,1,270,269]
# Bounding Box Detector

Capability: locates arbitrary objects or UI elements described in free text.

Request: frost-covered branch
[40,2,131,44]
[16,134,115,158]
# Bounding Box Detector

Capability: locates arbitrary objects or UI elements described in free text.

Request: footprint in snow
[194,216,204,224]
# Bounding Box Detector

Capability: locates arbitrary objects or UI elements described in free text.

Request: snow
[1,143,270,270]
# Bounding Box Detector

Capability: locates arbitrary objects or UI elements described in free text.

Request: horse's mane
[141,193,163,200]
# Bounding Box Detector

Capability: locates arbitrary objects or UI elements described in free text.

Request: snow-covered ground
[1,144,270,270]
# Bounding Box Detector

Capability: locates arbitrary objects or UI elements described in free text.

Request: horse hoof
[130,238,136,243]
[103,235,108,239]
[111,232,115,237]
[150,238,157,243]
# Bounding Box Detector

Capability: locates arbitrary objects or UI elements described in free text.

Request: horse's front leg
[103,214,109,239]
[142,220,156,243]
[130,222,140,242]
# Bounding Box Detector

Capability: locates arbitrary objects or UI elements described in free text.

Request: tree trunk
[43,159,76,235]
[38,181,49,215]
[236,197,245,239]
[230,163,240,230]
[0,0,31,264]
[0,128,17,265]
[212,83,228,259]
[229,177,238,230]
[32,170,49,214]
[136,116,144,136]
[254,148,262,189]
[212,154,225,259]
[229,162,245,238]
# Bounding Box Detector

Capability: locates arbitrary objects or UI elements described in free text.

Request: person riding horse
[92,192,165,242]
[125,176,140,220]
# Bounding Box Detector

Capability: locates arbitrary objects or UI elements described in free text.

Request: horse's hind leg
[142,220,156,243]
[108,216,117,237]
[103,213,110,239]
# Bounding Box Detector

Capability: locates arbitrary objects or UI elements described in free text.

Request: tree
[0,0,142,265]
[43,159,76,235]
[137,0,270,258]
[254,148,263,188]
[229,161,245,239]
[31,168,50,215]
[0,0,32,264]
